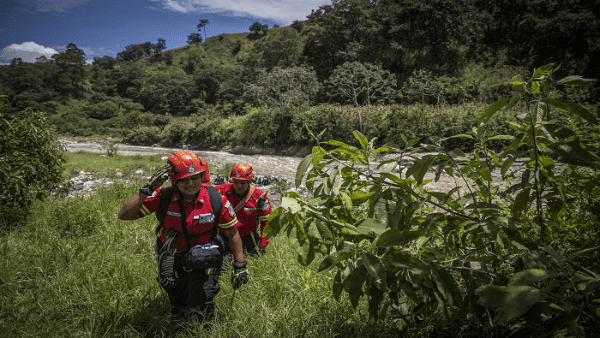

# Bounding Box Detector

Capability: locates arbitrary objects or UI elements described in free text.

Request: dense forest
[1,0,598,150]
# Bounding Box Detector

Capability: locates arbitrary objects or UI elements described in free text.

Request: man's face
[176,173,203,199]
[232,178,250,196]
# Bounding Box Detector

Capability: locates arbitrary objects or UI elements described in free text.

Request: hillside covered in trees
[1,0,598,150]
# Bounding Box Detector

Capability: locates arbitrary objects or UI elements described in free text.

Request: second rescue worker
[216,163,272,262]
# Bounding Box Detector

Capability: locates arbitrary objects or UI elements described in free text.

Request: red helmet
[230,163,254,181]
[167,151,211,186]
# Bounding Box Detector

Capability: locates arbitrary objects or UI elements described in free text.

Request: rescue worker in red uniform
[118,151,248,321]
[215,163,272,265]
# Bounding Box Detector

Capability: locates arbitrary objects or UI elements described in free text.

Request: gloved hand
[139,164,170,196]
[231,260,248,289]
[256,195,268,211]
[258,236,269,254]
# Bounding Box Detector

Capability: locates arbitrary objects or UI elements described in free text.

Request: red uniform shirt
[138,187,240,251]
[215,183,272,237]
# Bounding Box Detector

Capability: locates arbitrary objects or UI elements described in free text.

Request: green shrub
[123,126,162,145]
[289,104,357,144]
[159,119,190,147]
[0,106,65,226]
[236,106,282,146]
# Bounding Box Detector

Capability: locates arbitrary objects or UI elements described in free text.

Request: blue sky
[0,0,330,65]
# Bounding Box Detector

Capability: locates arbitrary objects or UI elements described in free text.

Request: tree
[303,0,378,79]
[52,43,86,97]
[404,69,443,104]
[244,66,319,110]
[197,19,210,41]
[154,38,167,53]
[327,61,397,133]
[187,33,202,45]
[117,39,167,61]
[249,22,269,36]
[0,96,66,226]
[92,55,117,70]
[252,27,304,69]
[290,20,305,32]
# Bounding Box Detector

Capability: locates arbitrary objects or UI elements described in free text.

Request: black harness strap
[205,186,222,244]
[155,186,222,250]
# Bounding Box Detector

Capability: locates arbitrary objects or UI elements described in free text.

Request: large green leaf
[557,75,597,87]
[479,98,511,125]
[332,271,343,301]
[323,140,349,147]
[375,230,421,248]
[533,63,555,79]
[263,207,282,238]
[316,221,334,245]
[340,191,352,210]
[296,153,316,188]
[306,221,321,240]
[354,130,369,151]
[567,245,600,260]
[512,187,531,216]
[332,220,362,236]
[413,155,437,185]
[509,269,565,285]
[356,218,388,236]
[476,284,543,324]
[541,99,598,124]
[330,166,342,195]
[362,252,387,290]
[318,251,348,272]
[501,156,517,178]
[346,264,367,309]
[296,238,316,266]
[281,196,302,213]
[307,195,330,207]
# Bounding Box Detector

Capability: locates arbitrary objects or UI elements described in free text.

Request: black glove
[231,260,249,289]
[256,195,267,210]
[139,164,170,196]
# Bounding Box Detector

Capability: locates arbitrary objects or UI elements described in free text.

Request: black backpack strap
[155,186,176,237]
[205,186,222,242]
[155,186,223,248]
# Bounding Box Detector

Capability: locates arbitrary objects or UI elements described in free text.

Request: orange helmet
[230,163,254,181]
[167,150,211,186]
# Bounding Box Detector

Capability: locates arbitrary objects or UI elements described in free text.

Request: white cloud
[15,0,90,13]
[0,42,59,63]
[155,0,330,25]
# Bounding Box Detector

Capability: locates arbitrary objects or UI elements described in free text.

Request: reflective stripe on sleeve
[140,204,151,216]
[258,215,269,222]
[218,217,239,229]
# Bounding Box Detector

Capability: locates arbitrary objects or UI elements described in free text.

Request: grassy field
[0,152,399,337]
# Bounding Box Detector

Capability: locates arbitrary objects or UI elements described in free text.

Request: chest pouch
[183,243,223,271]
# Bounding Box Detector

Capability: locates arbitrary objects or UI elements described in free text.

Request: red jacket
[214,183,272,237]
[139,187,240,251]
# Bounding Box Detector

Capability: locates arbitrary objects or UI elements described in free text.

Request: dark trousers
[164,262,221,320]
[156,234,225,320]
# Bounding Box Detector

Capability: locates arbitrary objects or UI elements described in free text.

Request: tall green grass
[1,152,399,337]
